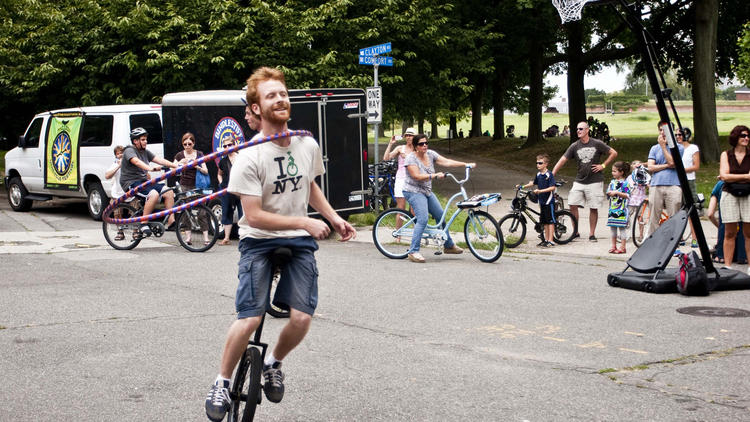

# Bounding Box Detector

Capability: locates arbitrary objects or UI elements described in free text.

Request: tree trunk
[523,39,544,147]
[567,21,587,144]
[470,76,485,137]
[449,103,458,139]
[493,66,506,140]
[692,0,720,162]
[430,118,439,139]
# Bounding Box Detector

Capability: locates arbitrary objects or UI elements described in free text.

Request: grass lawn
[376,110,750,140]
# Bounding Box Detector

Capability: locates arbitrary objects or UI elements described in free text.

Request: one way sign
[366,86,382,125]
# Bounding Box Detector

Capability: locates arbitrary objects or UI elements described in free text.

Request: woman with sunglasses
[719,125,750,269]
[174,132,211,245]
[174,132,209,190]
[402,133,476,263]
[217,137,243,245]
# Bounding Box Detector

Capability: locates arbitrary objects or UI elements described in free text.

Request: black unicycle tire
[229,347,262,422]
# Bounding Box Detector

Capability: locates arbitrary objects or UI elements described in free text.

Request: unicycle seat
[270,247,292,266]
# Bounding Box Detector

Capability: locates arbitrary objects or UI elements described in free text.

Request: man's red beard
[261,103,290,125]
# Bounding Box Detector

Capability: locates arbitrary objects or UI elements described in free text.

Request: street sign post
[366,86,382,125]
[359,42,393,211]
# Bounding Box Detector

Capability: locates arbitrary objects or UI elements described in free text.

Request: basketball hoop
[552,0,588,23]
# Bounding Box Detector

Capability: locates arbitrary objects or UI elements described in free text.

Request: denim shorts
[236,236,319,319]
[129,181,169,198]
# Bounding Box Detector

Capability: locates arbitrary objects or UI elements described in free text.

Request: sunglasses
[536,161,544,165]
[675,133,683,137]
[183,141,194,146]
[740,134,750,139]
[223,143,234,147]
[576,127,586,131]
[417,142,428,146]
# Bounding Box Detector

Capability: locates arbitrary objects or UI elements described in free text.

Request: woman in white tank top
[382,128,417,211]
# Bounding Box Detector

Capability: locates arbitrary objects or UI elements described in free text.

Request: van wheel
[8,177,33,211]
[86,182,108,221]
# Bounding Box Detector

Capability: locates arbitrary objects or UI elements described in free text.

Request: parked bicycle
[497,186,578,248]
[631,196,703,247]
[553,180,567,212]
[228,247,292,421]
[372,167,504,263]
[102,184,219,252]
[367,160,398,212]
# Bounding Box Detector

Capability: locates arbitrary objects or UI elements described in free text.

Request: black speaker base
[607,267,750,294]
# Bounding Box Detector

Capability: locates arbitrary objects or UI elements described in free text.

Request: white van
[3,104,163,220]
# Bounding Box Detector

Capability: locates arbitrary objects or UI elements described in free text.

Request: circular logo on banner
[52,131,73,176]
[213,117,246,163]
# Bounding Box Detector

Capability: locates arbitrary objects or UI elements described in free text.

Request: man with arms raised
[205,67,356,421]
[552,121,617,241]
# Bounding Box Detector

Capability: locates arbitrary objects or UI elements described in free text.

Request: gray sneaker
[205,380,231,421]
[263,362,285,403]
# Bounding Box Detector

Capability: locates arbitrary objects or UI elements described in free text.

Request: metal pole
[618,0,714,273]
[373,63,380,212]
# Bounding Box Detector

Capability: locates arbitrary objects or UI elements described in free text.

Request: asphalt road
[1,192,750,421]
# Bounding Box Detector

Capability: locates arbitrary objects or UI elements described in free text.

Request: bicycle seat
[270,247,293,266]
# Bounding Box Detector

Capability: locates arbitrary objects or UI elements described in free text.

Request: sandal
[615,248,626,254]
[114,231,125,241]
[204,240,211,246]
[608,247,617,253]
[713,256,724,264]
[219,239,231,245]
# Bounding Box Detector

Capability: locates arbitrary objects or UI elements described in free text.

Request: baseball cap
[404,128,417,136]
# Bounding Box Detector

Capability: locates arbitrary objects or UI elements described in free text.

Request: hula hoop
[101,130,314,224]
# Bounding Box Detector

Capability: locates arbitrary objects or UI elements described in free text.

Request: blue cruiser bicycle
[372,167,504,263]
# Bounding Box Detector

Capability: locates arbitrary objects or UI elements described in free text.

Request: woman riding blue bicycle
[403,133,476,263]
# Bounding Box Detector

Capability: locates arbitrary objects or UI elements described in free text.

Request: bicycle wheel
[372,208,414,259]
[497,213,526,248]
[266,267,290,318]
[463,210,503,263]
[176,204,219,252]
[632,201,652,248]
[102,203,142,250]
[229,347,262,422]
[552,210,577,244]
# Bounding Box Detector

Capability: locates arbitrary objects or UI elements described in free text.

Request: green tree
[737,23,750,85]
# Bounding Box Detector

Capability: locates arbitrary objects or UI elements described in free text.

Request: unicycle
[228,247,292,422]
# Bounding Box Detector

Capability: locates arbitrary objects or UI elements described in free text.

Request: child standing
[626,160,649,243]
[607,161,631,253]
[519,154,557,247]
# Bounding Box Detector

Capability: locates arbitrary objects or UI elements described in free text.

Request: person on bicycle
[205,66,356,422]
[382,127,416,212]
[402,133,475,263]
[119,127,179,235]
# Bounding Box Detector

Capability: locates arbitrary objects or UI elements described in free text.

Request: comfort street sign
[358,55,393,67]
[366,86,382,125]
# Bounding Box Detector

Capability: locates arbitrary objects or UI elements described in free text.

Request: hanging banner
[45,112,82,190]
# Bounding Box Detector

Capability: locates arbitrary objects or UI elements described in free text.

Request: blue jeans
[403,190,454,254]
[221,191,243,225]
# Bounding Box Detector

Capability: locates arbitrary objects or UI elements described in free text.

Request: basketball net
[552,0,588,23]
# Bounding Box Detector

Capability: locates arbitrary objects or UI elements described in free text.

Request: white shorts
[568,181,605,209]
[394,177,406,198]
[720,192,750,223]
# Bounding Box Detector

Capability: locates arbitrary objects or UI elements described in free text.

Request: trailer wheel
[86,181,108,221]
[8,177,33,212]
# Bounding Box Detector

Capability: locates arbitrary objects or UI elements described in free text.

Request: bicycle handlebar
[444,166,472,185]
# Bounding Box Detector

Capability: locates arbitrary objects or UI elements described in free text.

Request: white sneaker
[408,252,426,263]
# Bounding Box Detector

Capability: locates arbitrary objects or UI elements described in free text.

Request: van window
[130,114,162,144]
[80,115,114,146]
[24,117,43,148]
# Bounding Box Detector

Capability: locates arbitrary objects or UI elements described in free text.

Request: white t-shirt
[106,160,125,198]
[228,134,325,239]
[682,143,699,180]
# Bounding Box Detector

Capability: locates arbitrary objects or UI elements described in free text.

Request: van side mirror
[17,135,26,148]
